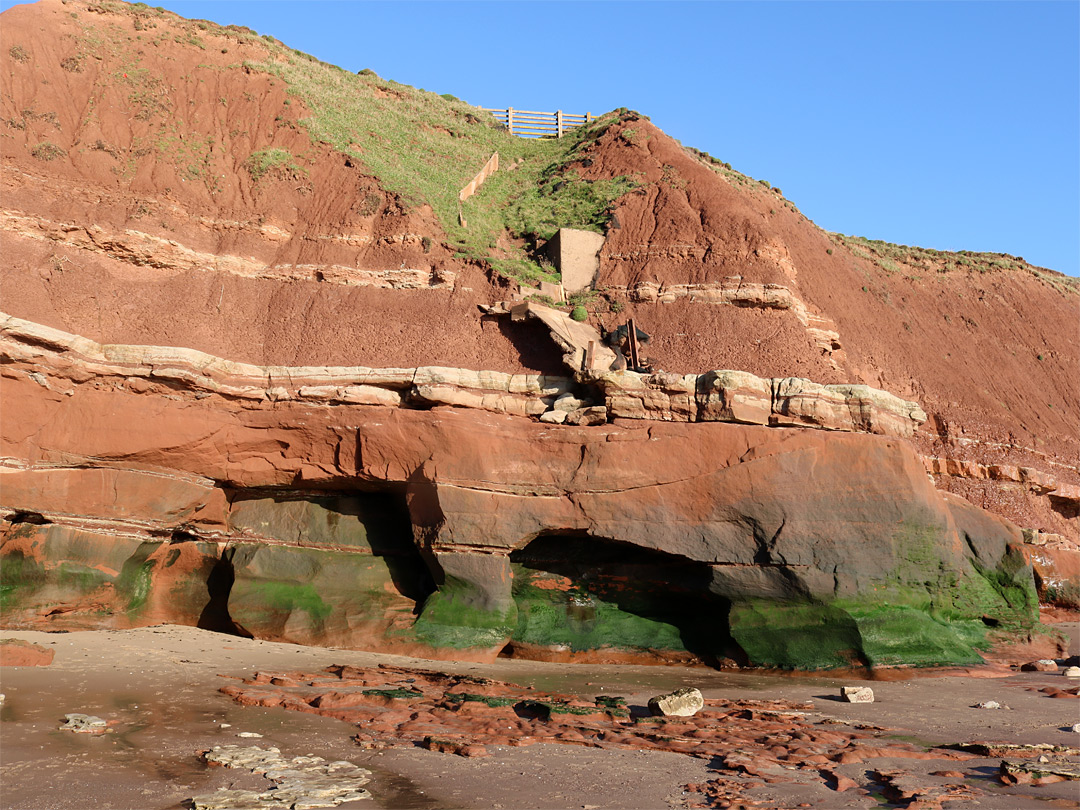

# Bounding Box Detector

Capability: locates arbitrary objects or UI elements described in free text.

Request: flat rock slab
[59,713,108,734]
[190,745,371,809]
[1000,758,1080,784]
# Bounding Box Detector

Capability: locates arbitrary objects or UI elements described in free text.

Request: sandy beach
[1,623,1077,810]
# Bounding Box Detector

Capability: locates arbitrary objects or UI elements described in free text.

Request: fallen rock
[973,700,1005,710]
[60,714,108,734]
[1063,666,1080,678]
[841,686,874,704]
[552,393,585,412]
[648,687,705,717]
[1021,659,1059,672]
[538,409,567,424]
[564,405,608,426]
[0,639,55,667]
[951,742,1080,757]
[1072,724,1080,733]
[1000,758,1080,784]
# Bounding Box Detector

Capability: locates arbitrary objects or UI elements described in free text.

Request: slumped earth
[1,624,1078,810]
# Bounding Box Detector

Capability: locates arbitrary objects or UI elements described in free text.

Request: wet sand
[1,624,1077,810]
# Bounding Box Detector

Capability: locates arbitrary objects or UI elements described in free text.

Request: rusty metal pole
[626,319,640,372]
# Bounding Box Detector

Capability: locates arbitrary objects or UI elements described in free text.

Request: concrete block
[544,228,605,293]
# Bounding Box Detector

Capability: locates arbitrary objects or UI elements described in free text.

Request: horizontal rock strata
[0,311,922,435]
[603,276,845,368]
[0,314,1039,666]
[2,209,453,290]
[596,369,926,437]
[0,312,572,417]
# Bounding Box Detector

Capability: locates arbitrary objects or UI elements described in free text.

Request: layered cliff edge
[1,0,1076,667]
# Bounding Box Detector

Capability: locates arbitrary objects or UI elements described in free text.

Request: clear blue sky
[6,1,1078,274]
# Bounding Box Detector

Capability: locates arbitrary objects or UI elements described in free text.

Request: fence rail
[482,108,592,139]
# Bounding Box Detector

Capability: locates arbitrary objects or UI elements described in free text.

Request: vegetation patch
[442,693,518,708]
[833,233,1078,293]
[243,50,638,284]
[362,687,424,700]
[242,581,333,623]
[30,141,66,161]
[510,575,689,655]
[245,147,305,182]
[411,576,517,650]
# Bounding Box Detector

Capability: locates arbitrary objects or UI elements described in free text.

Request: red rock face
[0,1,1071,664]
[0,332,1040,665]
[0,639,55,667]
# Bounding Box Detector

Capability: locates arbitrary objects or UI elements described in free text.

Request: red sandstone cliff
[0,0,1075,662]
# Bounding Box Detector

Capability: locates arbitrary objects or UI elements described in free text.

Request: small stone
[840,686,874,703]
[647,687,704,717]
[1020,659,1058,672]
[60,713,108,734]
[539,410,568,424]
[1063,667,1080,677]
[236,732,263,738]
[974,700,1002,709]
[1071,723,1080,733]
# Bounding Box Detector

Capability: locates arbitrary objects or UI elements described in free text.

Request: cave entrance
[213,486,436,644]
[197,547,253,638]
[507,533,746,668]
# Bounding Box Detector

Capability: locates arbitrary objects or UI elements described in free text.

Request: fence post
[507,107,514,136]
[556,110,563,138]
[586,112,592,123]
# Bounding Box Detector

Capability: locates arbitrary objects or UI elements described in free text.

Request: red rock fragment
[0,639,54,667]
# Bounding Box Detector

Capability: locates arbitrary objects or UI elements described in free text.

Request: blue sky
[6,1,1078,274]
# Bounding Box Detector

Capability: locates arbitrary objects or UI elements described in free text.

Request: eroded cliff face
[0,0,1074,669]
[0,315,1042,668]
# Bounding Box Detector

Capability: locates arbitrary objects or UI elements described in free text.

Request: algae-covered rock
[411,553,518,652]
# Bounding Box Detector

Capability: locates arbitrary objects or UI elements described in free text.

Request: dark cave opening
[197,548,253,638]
[509,532,747,667]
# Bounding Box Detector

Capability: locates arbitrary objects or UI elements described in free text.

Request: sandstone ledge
[596,369,927,438]
[1,311,923,436]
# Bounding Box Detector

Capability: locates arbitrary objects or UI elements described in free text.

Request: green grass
[833,233,1078,293]
[244,52,638,284]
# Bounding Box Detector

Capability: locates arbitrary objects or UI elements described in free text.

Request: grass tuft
[245,147,304,182]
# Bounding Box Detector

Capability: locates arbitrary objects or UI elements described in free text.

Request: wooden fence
[482,108,592,138]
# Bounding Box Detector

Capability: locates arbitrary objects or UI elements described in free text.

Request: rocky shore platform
[1,624,1078,810]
